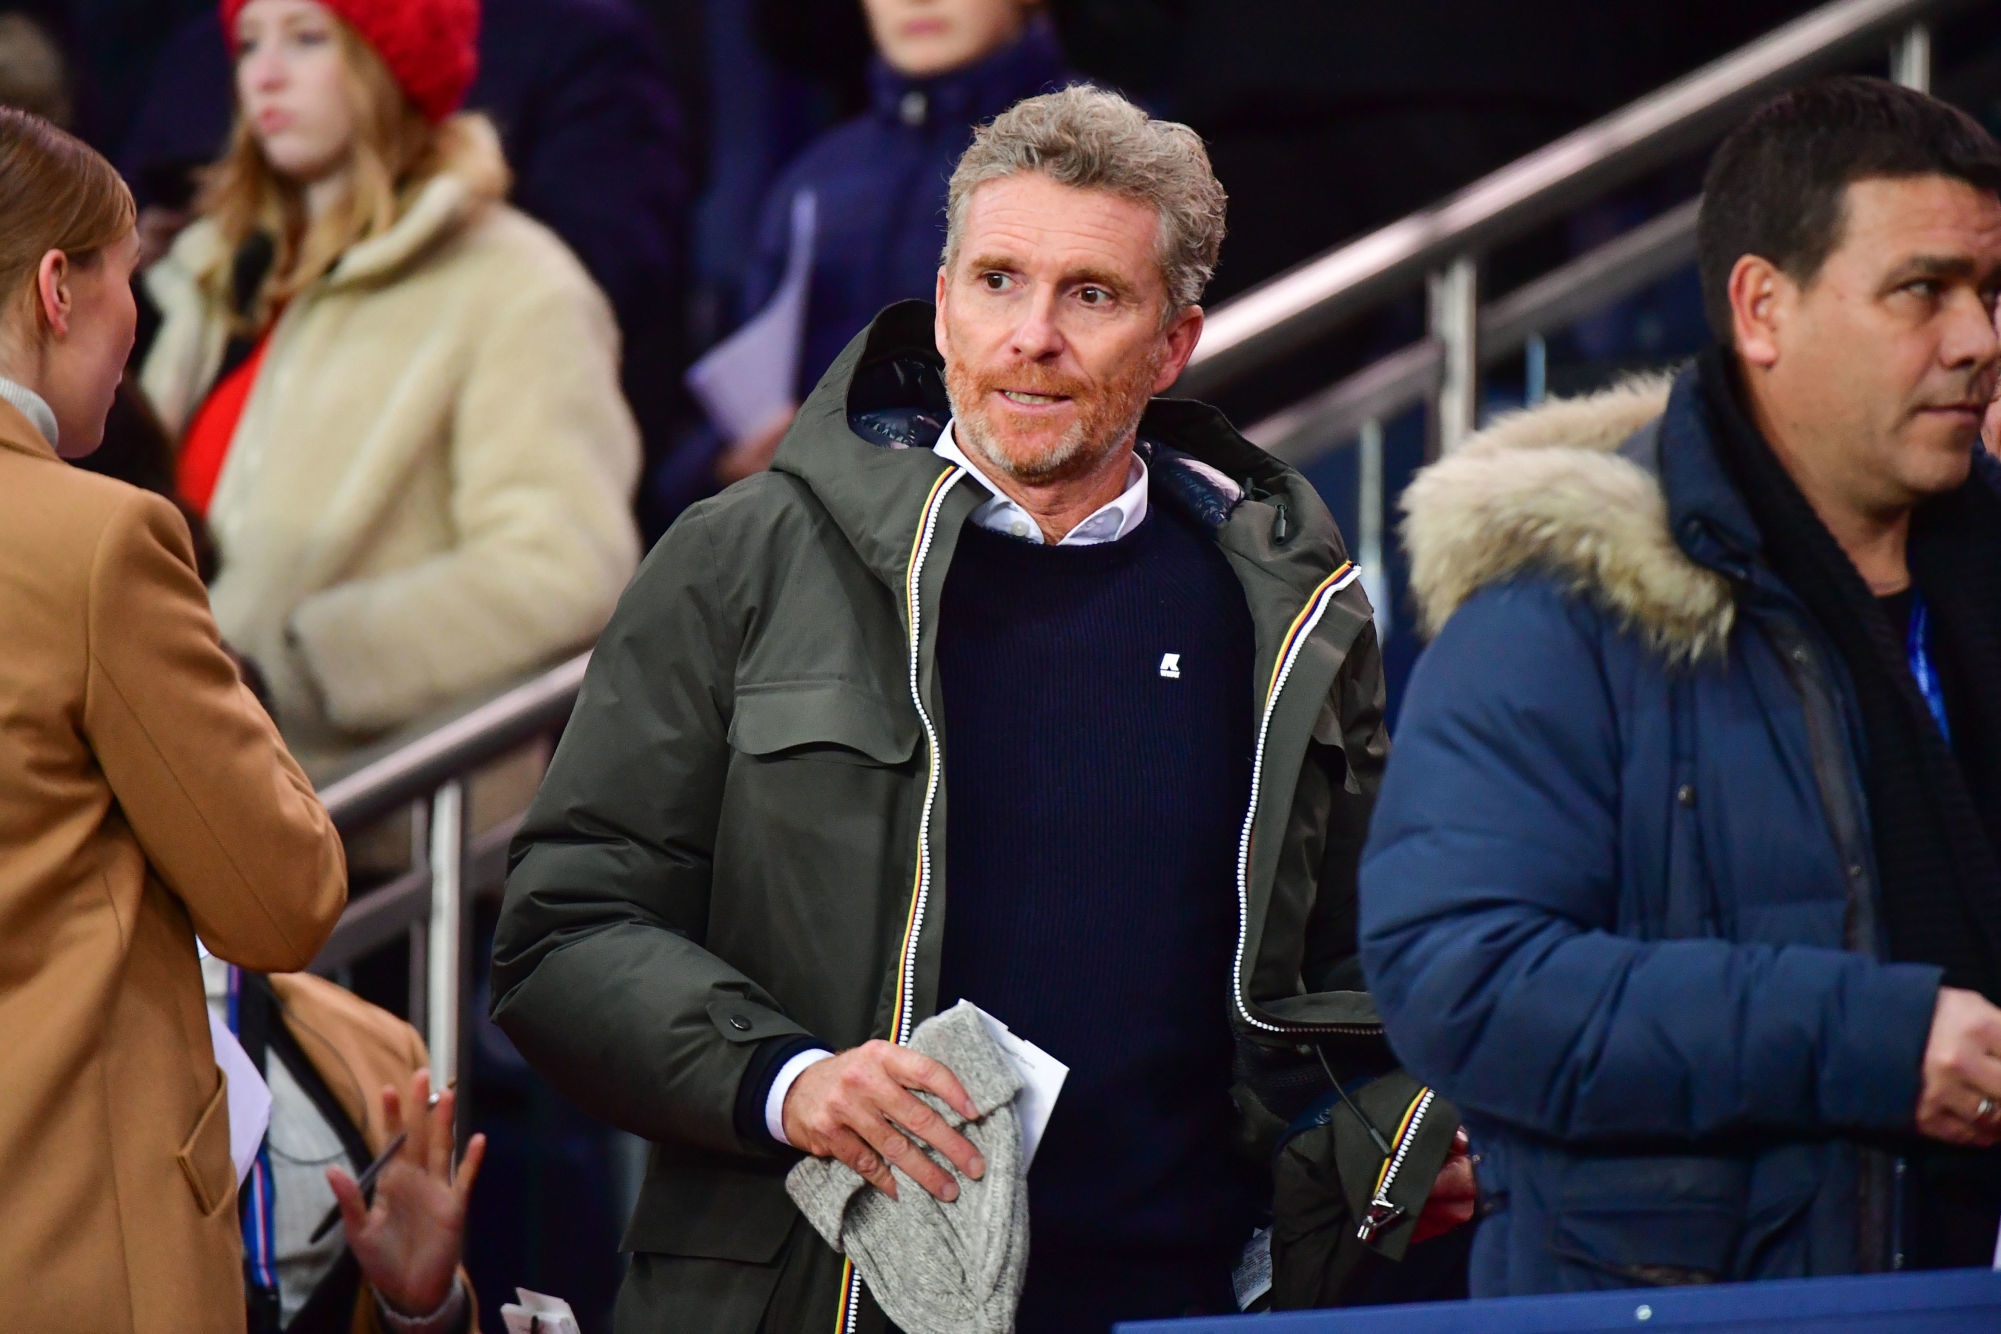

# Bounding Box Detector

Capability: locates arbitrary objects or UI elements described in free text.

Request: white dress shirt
[933,420,1148,545]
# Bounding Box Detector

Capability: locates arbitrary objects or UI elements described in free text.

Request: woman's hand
[327,1069,487,1318]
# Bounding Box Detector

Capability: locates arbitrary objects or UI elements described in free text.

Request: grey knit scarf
[786,1002,1029,1334]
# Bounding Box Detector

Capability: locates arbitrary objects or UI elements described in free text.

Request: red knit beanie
[221,0,480,125]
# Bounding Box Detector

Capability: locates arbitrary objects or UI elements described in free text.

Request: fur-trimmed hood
[1400,375,1737,663]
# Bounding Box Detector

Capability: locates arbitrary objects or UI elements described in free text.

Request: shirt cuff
[765,1047,834,1148]
[375,1275,469,1334]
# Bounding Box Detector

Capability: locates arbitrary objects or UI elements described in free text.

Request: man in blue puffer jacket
[1361,76,2001,1293]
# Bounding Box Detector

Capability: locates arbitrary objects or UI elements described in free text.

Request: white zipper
[1232,565,1376,1037]
[893,467,964,1045]
[836,466,966,1334]
[1357,1088,1436,1242]
[840,1261,863,1334]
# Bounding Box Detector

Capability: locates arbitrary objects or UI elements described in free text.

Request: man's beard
[944,349,1161,486]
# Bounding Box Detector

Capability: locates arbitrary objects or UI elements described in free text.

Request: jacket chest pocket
[727,680,919,768]
[713,681,922,982]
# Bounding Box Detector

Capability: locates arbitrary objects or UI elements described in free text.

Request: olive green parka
[492,304,1394,1331]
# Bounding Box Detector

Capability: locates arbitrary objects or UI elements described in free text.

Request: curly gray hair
[941,84,1227,312]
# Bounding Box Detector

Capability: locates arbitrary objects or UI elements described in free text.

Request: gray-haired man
[492,86,1470,1333]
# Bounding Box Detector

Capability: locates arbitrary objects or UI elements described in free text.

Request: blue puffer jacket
[1359,365,1947,1295]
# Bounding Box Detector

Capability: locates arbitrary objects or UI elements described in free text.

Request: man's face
[1755,174,2001,510]
[934,172,1201,487]
[863,0,1028,80]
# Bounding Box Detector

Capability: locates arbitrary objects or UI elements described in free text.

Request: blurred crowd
[17,3,2001,1331]
[0,0,1841,762]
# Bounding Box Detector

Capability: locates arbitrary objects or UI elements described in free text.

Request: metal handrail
[317,651,590,833]
[1182,0,1972,397]
[308,652,589,1096]
[1245,199,1701,463]
[298,0,1975,1114]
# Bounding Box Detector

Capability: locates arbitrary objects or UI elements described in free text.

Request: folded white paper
[207,1007,271,1185]
[687,188,816,440]
[500,1287,582,1334]
[965,1002,1068,1168]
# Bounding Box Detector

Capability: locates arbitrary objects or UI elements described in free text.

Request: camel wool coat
[140,120,641,755]
[0,400,347,1334]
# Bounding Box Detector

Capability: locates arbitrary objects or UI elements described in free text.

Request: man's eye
[1904,279,1942,299]
[981,273,1010,292]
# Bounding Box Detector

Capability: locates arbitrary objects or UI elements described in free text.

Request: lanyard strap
[228,966,282,1298]
[1908,590,1952,746]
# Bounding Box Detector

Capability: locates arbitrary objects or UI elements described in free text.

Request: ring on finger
[1979,1097,1998,1122]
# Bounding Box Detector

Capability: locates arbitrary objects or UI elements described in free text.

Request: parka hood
[1399,374,1737,664]
[770,301,1353,603]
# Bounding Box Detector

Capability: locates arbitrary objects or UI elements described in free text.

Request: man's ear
[933,268,949,354]
[1728,254,1787,369]
[35,249,71,340]
[1152,305,1204,393]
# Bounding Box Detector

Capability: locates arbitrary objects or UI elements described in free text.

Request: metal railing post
[1356,417,1390,643]
[406,798,431,1035]
[1428,256,1480,457]
[1525,333,1549,406]
[426,779,468,1091]
[1891,24,1931,89]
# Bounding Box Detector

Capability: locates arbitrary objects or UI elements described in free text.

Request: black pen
[309,1130,408,1243]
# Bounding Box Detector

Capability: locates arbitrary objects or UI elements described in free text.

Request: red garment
[219,0,478,124]
[176,333,272,520]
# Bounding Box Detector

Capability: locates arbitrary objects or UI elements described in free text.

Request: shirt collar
[935,419,1148,546]
[0,375,59,450]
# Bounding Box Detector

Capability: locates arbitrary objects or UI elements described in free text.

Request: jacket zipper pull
[1271,501,1290,544]
[1355,1195,1405,1243]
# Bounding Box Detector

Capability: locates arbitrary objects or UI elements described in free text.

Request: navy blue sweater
[935,504,1258,1325]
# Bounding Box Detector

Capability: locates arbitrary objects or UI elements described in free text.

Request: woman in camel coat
[0,107,347,1334]
[139,0,641,759]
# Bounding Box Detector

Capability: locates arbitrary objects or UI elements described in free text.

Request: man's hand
[1411,1129,1477,1244]
[1916,986,2001,1147]
[327,1070,488,1318]
[782,1039,987,1202]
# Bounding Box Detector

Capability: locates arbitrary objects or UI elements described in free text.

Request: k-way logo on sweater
[1158,653,1182,680]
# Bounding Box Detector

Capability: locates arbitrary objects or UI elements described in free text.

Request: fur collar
[1399,374,1737,663]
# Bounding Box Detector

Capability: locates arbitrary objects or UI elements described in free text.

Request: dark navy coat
[737,19,1070,399]
[1359,367,1944,1294]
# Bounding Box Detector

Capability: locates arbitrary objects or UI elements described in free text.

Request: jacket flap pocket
[176,1071,235,1218]
[729,680,917,765]
[622,1145,798,1263]
[1552,1155,1747,1285]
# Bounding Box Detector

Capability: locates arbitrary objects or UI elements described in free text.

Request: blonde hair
[943,85,1227,312]
[196,18,504,330]
[0,107,134,334]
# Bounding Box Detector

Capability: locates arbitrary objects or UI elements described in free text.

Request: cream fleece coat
[141,122,640,751]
